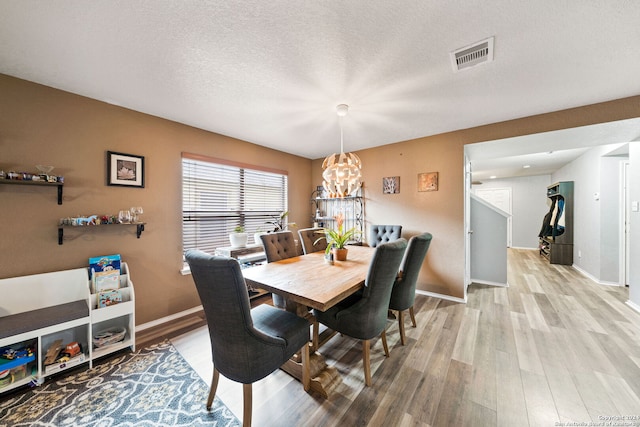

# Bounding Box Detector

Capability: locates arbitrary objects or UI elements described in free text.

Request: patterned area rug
[0,341,240,427]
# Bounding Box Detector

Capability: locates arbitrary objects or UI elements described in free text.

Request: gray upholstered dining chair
[297,227,328,255]
[369,225,403,247]
[262,230,320,348]
[260,231,298,308]
[313,238,407,386]
[185,250,310,427]
[389,232,432,345]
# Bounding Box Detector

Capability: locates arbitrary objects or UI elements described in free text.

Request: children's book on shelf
[89,254,122,293]
[98,289,122,308]
[88,254,121,278]
[93,270,120,293]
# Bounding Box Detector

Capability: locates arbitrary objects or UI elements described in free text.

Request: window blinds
[182,155,288,255]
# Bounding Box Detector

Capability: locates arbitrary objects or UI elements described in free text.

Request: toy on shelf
[44,340,83,367]
[43,339,64,366]
[2,346,34,361]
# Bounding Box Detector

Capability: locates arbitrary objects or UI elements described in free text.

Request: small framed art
[383,176,400,194]
[418,172,438,192]
[107,151,145,188]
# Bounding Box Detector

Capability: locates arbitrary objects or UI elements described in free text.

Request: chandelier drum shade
[322,104,363,197]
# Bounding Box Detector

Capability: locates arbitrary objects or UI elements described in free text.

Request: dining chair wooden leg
[243,383,252,427]
[206,367,220,410]
[381,329,390,357]
[398,310,406,346]
[409,305,417,327]
[301,341,310,391]
[362,339,372,386]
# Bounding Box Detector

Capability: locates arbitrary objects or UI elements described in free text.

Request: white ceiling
[467,118,640,181]
[1,1,640,176]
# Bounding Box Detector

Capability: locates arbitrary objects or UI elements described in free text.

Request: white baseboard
[137,305,204,332]
[510,246,538,251]
[470,279,509,287]
[416,289,466,304]
[626,300,640,314]
[571,264,623,287]
[140,289,468,331]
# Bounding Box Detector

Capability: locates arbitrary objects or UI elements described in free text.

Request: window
[182,153,288,256]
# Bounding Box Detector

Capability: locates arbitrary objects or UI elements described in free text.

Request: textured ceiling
[1,1,640,172]
[467,118,640,181]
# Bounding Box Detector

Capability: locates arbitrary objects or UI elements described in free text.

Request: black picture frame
[107,151,145,188]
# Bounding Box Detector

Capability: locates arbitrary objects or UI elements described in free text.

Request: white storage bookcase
[90,262,136,360]
[0,262,135,394]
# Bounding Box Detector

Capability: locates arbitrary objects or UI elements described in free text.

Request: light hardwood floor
[171,249,640,426]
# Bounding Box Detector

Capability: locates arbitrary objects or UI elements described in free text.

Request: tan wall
[2,73,638,319]
[312,95,640,299]
[0,74,312,324]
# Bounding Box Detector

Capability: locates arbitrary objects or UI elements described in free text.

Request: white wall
[470,194,508,286]
[628,142,640,309]
[553,143,627,283]
[600,155,626,283]
[472,175,550,249]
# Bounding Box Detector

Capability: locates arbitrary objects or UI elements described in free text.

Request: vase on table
[332,247,348,261]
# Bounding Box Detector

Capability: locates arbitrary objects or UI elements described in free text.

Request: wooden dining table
[242,244,375,398]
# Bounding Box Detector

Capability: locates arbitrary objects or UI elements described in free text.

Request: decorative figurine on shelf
[130,206,143,223]
[77,215,98,225]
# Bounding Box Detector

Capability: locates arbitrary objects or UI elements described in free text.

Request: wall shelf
[58,223,145,245]
[0,179,64,204]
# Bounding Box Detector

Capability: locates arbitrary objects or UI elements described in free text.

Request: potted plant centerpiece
[315,213,359,261]
[229,225,248,248]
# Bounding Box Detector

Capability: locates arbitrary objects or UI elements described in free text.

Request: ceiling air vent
[450,37,494,72]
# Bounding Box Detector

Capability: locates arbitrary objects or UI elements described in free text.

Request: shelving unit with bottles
[310,187,364,245]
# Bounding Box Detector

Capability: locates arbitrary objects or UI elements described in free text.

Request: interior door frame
[464,154,471,300]
[621,160,630,286]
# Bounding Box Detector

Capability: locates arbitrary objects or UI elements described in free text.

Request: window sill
[180,264,191,275]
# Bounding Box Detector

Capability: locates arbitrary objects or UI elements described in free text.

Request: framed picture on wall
[418,172,438,192]
[107,151,145,188]
[383,176,400,194]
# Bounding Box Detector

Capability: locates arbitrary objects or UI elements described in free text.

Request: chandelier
[322,104,363,197]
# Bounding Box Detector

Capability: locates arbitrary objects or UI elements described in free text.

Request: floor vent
[451,37,494,72]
